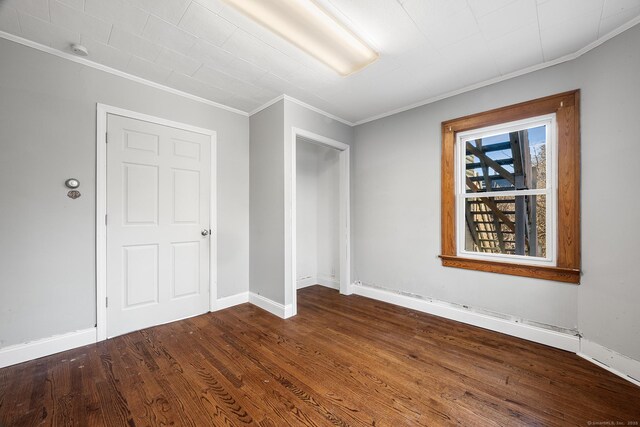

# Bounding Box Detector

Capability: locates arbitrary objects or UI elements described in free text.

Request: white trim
[250,95,286,117]
[316,277,340,290]
[293,128,350,151]
[297,277,317,289]
[350,283,640,387]
[351,283,579,352]
[338,143,352,296]
[0,328,97,369]
[98,104,221,136]
[96,104,108,342]
[209,126,219,313]
[0,31,247,117]
[251,95,355,127]
[284,95,355,127]
[213,292,250,311]
[3,16,640,128]
[249,292,294,318]
[455,114,558,266]
[354,16,640,126]
[96,104,218,341]
[288,128,352,318]
[578,340,640,387]
[297,277,340,290]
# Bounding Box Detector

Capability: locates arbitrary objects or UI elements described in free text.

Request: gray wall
[283,99,353,306]
[249,99,353,307]
[3,18,638,363]
[249,100,285,303]
[575,25,640,359]
[353,24,640,359]
[0,38,250,348]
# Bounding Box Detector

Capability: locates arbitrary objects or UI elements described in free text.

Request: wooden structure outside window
[440,91,581,283]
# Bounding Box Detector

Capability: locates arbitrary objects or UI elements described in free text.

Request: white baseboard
[317,277,340,290]
[213,292,249,311]
[0,327,97,369]
[249,292,294,319]
[297,277,339,290]
[578,340,640,387]
[297,277,317,289]
[351,283,579,352]
[3,292,637,391]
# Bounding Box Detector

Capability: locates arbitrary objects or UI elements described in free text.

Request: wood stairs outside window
[465,130,544,257]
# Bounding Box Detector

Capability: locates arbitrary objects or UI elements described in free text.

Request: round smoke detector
[70,44,89,56]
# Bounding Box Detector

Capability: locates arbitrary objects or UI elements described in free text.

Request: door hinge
[105,297,108,308]
[105,132,108,143]
[105,214,108,226]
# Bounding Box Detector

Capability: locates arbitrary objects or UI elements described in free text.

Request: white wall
[296,139,319,283]
[316,143,340,284]
[353,24,640,360]
[0,38,250,348]
[296,140,340,287]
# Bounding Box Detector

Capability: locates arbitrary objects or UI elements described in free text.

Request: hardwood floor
[1,286,639,426]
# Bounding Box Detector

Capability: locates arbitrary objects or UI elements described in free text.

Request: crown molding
[282,95,356,127]
[250,94,356,127]
[2,14,639,127]
[353,16,640,126]
[0,31,248,117]
[249,95,285,116]
[250,15,640,128]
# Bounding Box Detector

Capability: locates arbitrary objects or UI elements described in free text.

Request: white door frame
[96,104,217,341]
[288,127,351,317]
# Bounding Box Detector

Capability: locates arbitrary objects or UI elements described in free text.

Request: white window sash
[455,114,557,266]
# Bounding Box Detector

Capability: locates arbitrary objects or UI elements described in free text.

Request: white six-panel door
[106,114,211,338]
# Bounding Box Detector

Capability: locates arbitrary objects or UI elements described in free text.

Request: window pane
[464,195,547,258]
[465,125,546,193]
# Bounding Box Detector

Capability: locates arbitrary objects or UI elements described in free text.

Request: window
[440,91,580,283]
[457,115,556,264]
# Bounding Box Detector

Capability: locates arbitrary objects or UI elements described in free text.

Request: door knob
[201,229,209,236]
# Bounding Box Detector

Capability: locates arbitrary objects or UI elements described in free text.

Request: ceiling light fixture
[222,0,378,76]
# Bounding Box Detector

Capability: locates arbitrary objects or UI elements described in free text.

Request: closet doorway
[288,128,351,317]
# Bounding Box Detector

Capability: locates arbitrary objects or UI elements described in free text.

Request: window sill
[439,255,580,284]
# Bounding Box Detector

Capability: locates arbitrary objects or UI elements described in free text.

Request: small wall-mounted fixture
[70,44,89,57]
[67,190,81,200]
[65,178,80,189]
[65,178,81,199]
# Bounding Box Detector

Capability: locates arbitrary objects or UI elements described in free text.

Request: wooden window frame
[440,90,581,284]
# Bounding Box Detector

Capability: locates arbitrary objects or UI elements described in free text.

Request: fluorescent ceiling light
[222,0,378,76]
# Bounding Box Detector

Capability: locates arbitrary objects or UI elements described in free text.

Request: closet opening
[288,128,351,317]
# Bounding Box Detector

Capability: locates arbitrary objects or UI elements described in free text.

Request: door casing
[288,127,351,317]
[96,104,217,341]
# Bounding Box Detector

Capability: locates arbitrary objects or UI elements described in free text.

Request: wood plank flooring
[1,285,639,426]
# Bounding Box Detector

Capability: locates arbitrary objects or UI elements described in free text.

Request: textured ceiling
[1,0,639,123]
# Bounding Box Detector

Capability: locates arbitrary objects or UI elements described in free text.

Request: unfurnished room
[1,0,640,425]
